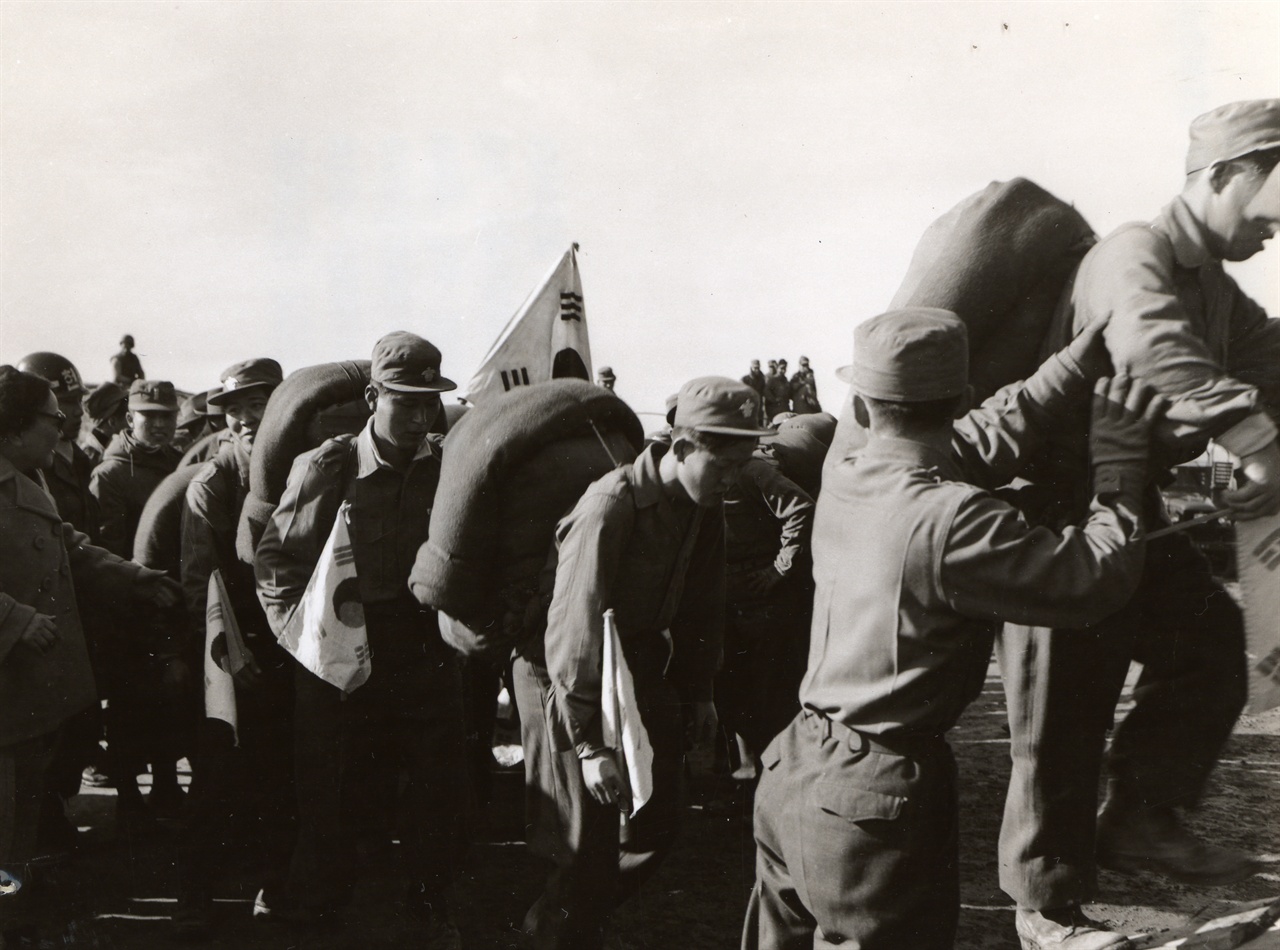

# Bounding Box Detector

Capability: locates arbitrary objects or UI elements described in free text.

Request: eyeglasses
[38,409,68,426]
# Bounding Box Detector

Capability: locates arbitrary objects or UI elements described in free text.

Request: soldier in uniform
[110,334,145,388]
[89,379,186,819]
[175,358,289,936]
[741,360,767,425]
[788,355,822,415]
[16,354,98,540]
[515,376,769,950]
[743,309,1160,950]
[80,382,129,466]
[255,333,467,944]
[596,366,616,392]
[764,360,790,423]
[998,99,1280,950]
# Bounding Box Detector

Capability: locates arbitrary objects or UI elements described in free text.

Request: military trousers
[743,712,959,950]
[512,655,683,950]
[284,606,469,913]
[996,530,1247,910]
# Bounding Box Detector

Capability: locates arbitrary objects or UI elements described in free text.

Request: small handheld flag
[278,502,371,693]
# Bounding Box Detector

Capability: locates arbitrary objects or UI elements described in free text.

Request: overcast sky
[2,1,1277,416]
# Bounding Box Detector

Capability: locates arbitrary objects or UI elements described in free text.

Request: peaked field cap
[1186,99,1280,174]
[673,376,772,437]
[84,382,127,420]
[843,308,969,402]
[371,331,457,393]
[128,379,179,412]
[207,358,284,406]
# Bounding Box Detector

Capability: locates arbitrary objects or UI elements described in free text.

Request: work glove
[1089,375,1166,470]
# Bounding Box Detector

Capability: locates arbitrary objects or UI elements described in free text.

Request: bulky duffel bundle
[235,359,448,563]
[133,462,206,574]
[757,411,837,498]
[828,177,1096,464]
[409,378,644,658]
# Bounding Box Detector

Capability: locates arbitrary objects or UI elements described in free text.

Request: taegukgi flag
[462,244,593,404]
[600,608,655,816]
[278,502,371,694]
[1237,510,1280,714]
[204,568,259,744]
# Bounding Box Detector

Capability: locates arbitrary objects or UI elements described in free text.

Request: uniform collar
[54,440,73,464]
[354,416,435,478]
[0,454,17,485]
[1154,196,1216,269]
[858,434,960,479]
[629,442,670,509]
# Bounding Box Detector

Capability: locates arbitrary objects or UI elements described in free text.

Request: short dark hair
[1210,145,1280,189]
[0,366,53,438]
[670,426,755,452]
[864,393,964,429]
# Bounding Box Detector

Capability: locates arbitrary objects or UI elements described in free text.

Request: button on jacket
[539,442,726,759]
[255,418,443,636]
[0,455,149,746]
[801,352,1147,739]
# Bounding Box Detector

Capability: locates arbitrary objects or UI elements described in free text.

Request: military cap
[673,376,771,437]
[370,332,457,393]
[1186,99,1280,174]
[207,358,283,406]
[84,382,127,421]
[120,334,135,348]
[177,392,207,430]
[128,379,179,412]
[597,366,616,381]
[837,308,969,402]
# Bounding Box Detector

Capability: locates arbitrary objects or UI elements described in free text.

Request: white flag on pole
[462,244,593,404]
[278,502,371,694]
[1236,510,1280,714]
[600,608,655,816]
[205,568,257,744]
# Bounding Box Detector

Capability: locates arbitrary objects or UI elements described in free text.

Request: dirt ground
[13,657,1280,950]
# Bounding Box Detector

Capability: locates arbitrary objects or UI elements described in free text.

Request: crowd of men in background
[1,98,1279,950]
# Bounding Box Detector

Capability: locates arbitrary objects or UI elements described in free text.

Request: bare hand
[581,750,631,813]
[744,567,782,596]
[1224,441,1280,521]
[136,572,182,608]
[19,613,59,655]
[1089,375,1167,467]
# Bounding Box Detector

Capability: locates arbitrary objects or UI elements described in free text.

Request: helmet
[18,352,86,397]
[120,334,135,348]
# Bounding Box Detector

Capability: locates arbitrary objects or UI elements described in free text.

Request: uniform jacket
[788,368,821,414]
[42,440,99,541]
[110,350,145,388]
[1035,196,1280,499]
[764,373,791,420]
[79,428,113,467]
[723,457,814,602]
[182,440,265,642]
[255,419,444,638]
[89,431,183,558]
[539,442,726,758]
[0,455,148,746]
[801,349,1147,739]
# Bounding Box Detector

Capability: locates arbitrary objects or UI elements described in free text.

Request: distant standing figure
[111,335,145,388]
[596,366,616,391]
[790,355,822,414]
[741,360,767,423]
[764,359,790,422]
